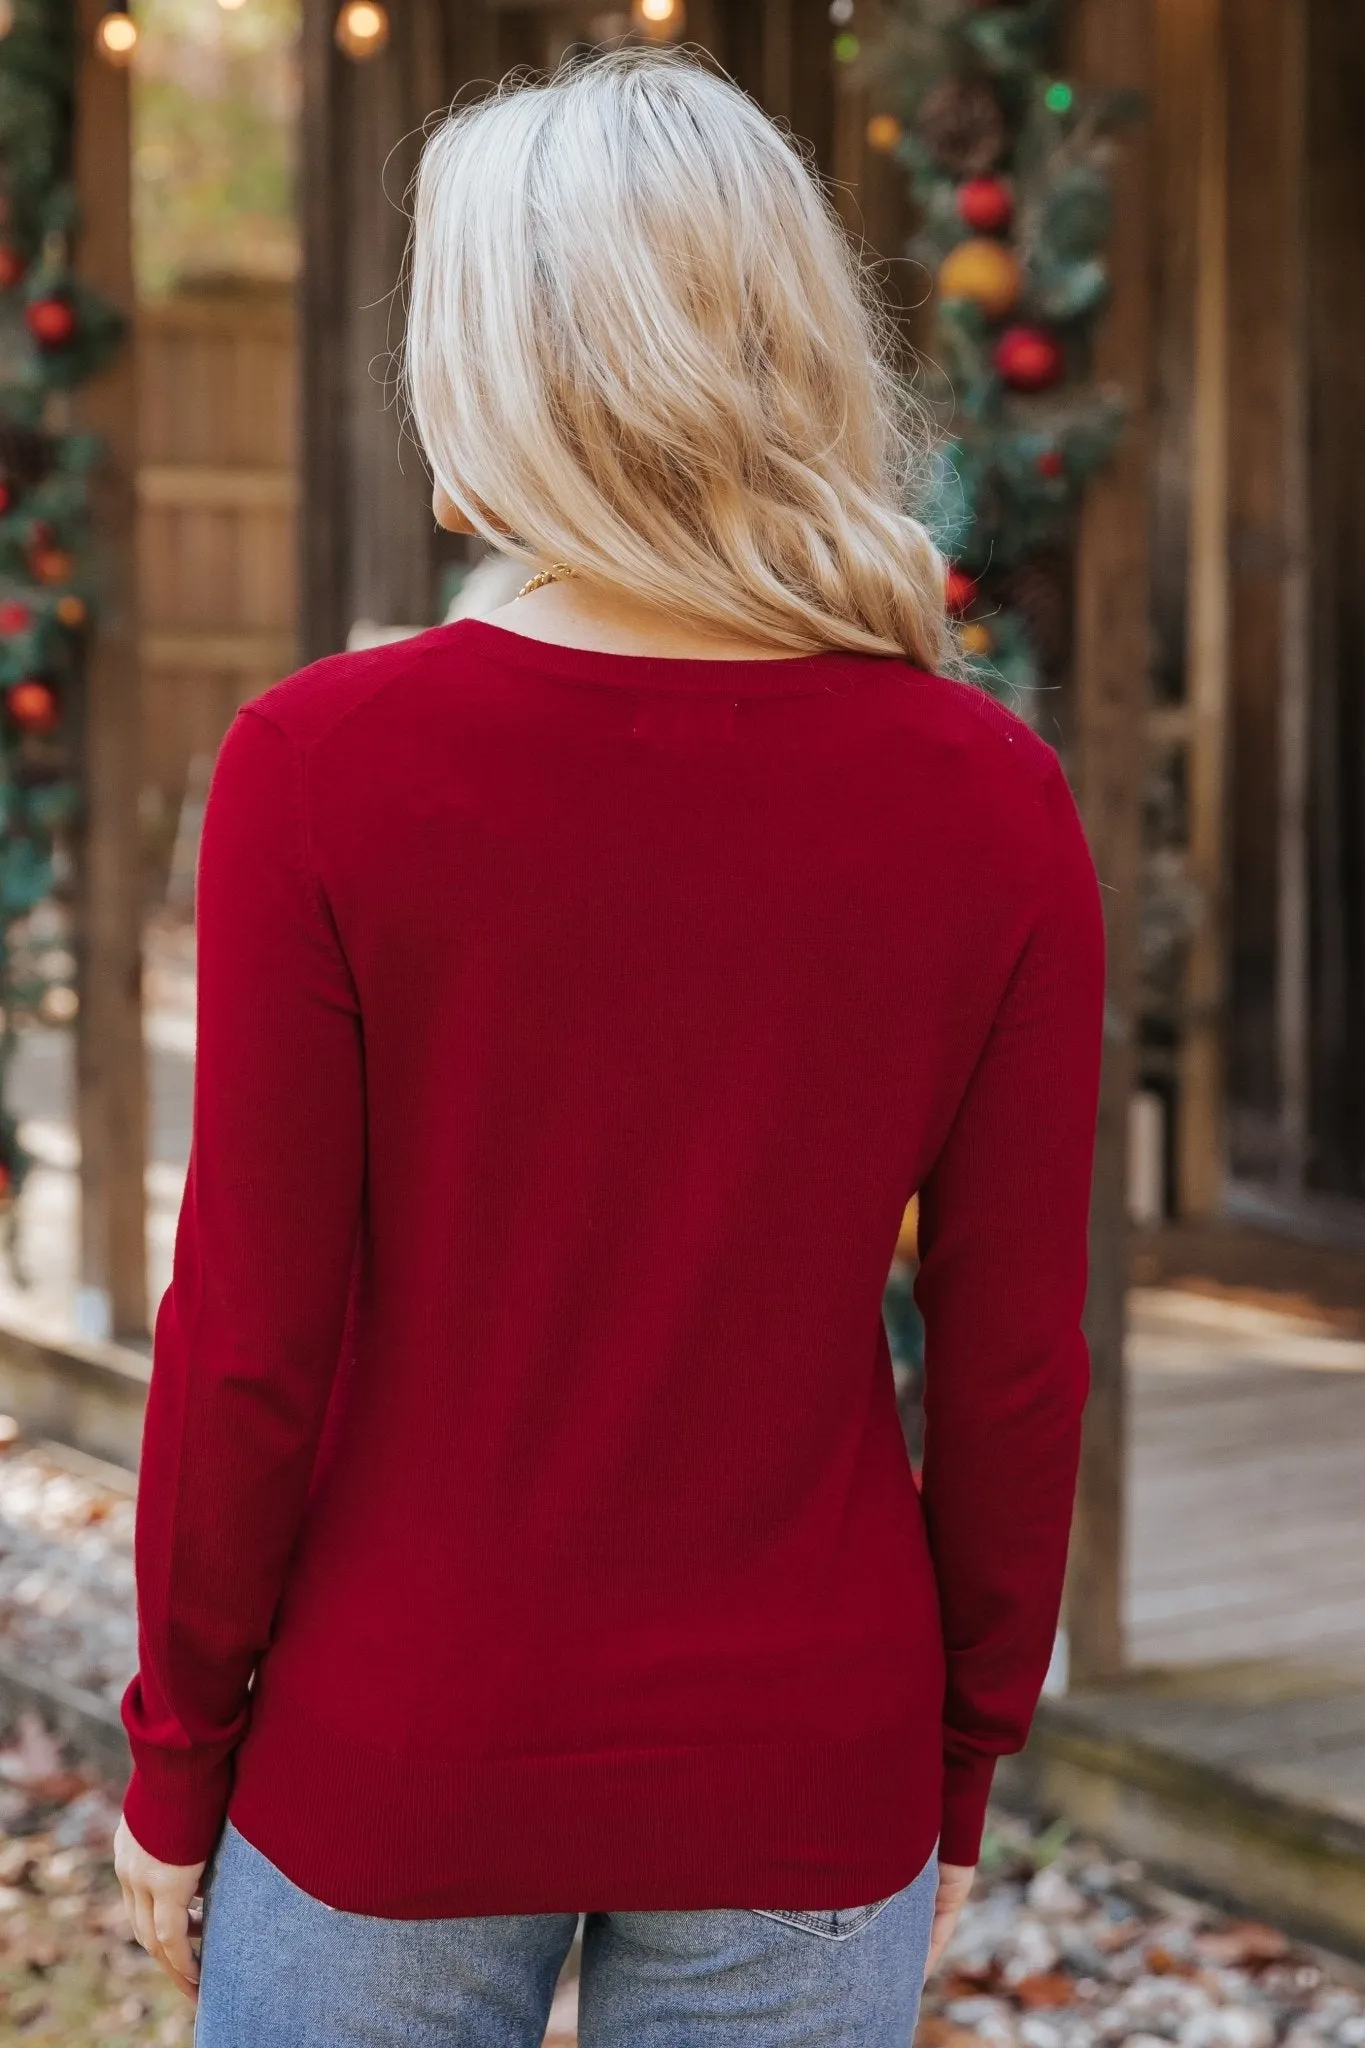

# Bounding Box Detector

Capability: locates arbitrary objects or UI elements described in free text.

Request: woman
[114,49,1103,2047]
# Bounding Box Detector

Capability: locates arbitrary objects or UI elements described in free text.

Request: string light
[95,3,138,65]
[217,0,249,11]
[0,1,15,42]
[631,0,685,39]
[334,1,389,59]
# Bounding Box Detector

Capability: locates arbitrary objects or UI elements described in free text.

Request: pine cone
[1002,553,1072,672]
[915,78,1007,178]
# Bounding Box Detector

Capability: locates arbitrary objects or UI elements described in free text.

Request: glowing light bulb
[218,0,249,11]
[95,6,138,63]
[631,0,683,35]
[865,114,903,152]
[334,1,389,59]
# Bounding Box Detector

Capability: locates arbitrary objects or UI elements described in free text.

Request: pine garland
[0,0,124,1216]
[863,0,1138,710]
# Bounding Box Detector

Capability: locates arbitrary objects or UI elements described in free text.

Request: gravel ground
[920,1816,1365,2048]
[2,1419,1365,2045]
[0,1714,189,2044]
[0,1427,137,1712]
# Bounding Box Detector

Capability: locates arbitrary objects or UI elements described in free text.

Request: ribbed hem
[227,1682,944,1918]
[939,1748,998,1866]
[121,1753,233,1869]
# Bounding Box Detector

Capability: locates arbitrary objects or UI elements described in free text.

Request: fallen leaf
[1145,1944,1198,1977]
[0,1713,64,1788]
[1011,1971,1077,2009]
[936,1965,1002,1997]
[20,1930,62,1970]
[916,2022,989,2048]
[1093,1917,1145,1951]
[1195,1923,1291,1968]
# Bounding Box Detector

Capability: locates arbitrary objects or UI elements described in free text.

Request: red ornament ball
[0,599,33,635]
[32,546,76,587]
[0,243,25,292]
[1036,448,1066,479]
[7,679,60,734]
[25,296,77,348]
[944,566,979,616]
[994,324,1065,393]
[0,482,10,516]
[956,177,1013,235]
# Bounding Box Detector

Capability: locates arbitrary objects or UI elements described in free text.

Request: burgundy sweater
[121,620,1104,1917]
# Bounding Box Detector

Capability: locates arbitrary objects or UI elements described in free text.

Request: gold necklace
[517,561,576,599]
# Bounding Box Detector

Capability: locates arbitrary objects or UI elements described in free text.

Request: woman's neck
[485,573,803,662]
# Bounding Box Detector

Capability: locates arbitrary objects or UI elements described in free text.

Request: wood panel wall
[1305,0,1365,1200]
[136,284,298,829]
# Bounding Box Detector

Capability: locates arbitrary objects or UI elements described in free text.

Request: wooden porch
[998,1253,1365,1958]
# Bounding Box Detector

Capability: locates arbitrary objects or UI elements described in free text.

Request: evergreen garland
[864,0,1138,709]
[0,1,124,1218]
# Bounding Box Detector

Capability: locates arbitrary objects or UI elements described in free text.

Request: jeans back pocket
[749,1897,896,1941]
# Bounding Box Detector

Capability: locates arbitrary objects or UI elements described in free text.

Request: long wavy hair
[404,47,953,669]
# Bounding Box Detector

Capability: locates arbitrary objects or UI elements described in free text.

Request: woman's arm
[121,704,365,1867]
[914,753,1105,1868]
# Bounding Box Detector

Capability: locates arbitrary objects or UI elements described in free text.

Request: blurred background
[0,0,1364,2041]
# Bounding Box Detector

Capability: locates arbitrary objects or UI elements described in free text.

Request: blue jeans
[195,1820,938,2046]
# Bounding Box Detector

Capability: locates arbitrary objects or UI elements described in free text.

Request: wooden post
[761,0,793,118]
[1177,0,1230,1218]
[1065,0,1156,1685]
[1223,0,1310,1188]
[343,3,447,633]
[1274,0,1312,1199]
[70,0,148,1344]
[1305,0,1365,1194]
[299,0,353,663]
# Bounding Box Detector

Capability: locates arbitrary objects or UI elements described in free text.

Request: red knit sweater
[121,620,1104,1917]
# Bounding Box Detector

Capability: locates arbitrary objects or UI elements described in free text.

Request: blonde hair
[404,48,953,668]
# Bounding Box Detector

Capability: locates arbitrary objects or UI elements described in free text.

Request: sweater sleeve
[121,707,365,1866]
[913,756,1105,1867]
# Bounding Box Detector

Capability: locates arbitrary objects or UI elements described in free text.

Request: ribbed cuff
[939,1747,997,1866]
[120,1750,232,1869]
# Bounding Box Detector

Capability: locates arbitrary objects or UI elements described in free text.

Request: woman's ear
[433,482,479,535]
[433,482,514,537]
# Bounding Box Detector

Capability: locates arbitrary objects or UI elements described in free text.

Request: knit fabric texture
[122,619,1105,1916]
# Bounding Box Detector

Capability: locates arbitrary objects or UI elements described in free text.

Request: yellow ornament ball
[895,1194,919,1263]
[55,594,87,629]
[937,237,1022,321]
[960,621,993,656]
[865,114,903,153]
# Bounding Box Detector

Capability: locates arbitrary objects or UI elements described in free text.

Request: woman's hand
[925,1859,975,1980]
[113,1815,206,2002]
